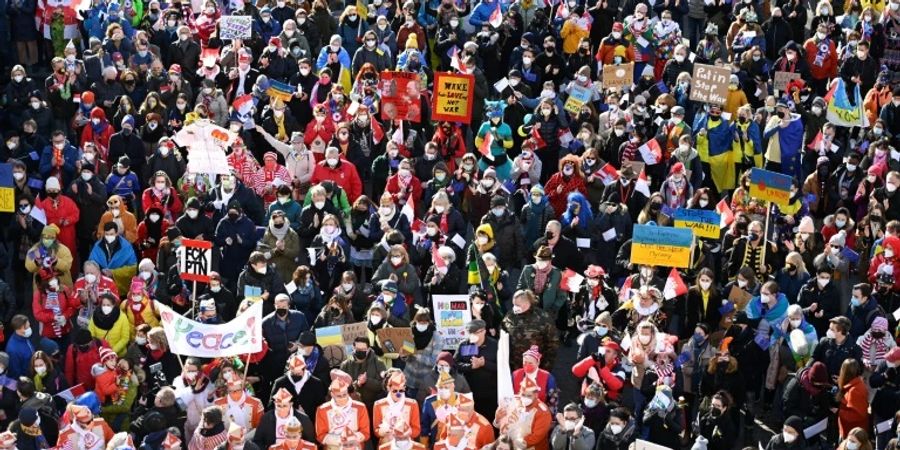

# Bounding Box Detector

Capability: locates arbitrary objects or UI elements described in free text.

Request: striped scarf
[46,291,62,337]
[860,334,890,366]
[654,360,675,386]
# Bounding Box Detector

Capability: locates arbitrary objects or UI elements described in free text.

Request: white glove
[55,315,67,326]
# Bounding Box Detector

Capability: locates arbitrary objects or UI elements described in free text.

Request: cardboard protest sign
[689,64,730,105]
[773,71,801,91]
[317,322,368,366]
[749,168,792,208]
[219,16,252,39]
[630,224,693,268]
[564,84,593,115]
[380,71,422,123]
[432,72,475,124]
[178,239,212,282]
[432,295,472,350]
[603,63,634,89]
[728,285,753,311]
[157,300,263,357]
[376,327,415,355]
[673,208,722,239]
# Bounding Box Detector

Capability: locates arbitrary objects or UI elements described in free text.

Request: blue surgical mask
[492,207,505,217]
[851,297,861,307]
[596,326,609,337]
[693,333,706,345]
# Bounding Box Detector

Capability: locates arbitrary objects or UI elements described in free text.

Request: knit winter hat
[829,230,847,247]
[99,346,117,363]
[872,316,889,332]
[797,216,815,233]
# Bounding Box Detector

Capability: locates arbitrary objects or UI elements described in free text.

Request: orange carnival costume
[373,369,421,444]
[495,377,552,450]
[56,404,115,450]
[377,421,426,450]
[457,394,495,449]
[432,414,476,450]
[213,377,265,429]
[315,369,371,450]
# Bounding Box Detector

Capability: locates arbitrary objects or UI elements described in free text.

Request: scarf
[320,225,342,244]
[92,305,121,331]
[274,112,287,141]
[21,421,48,449]
[813,37,832,67]
[290,371,311,393]
[860,333,890,365]
[412,325,434,349]
[270,223,290,240]
[45,291,63,337]
[226,392,250,426]
[654,360,675,385]
[533,263,552,295]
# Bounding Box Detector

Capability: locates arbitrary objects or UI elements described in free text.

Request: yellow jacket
[89,312,133,356]
[724,88,749,118]
[560,20,590,55]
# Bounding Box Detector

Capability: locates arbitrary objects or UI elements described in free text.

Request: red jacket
[838,376,869,437]
[304,118,336,161]
[80,108,114,160]
[64,339,110,390]
[385,174,423,207]
[867,253,900,291]
[141,187,184,222]
[803,38,838,80]
[32,287,77,339]
[431,127,466,173]
[37,195,80,259]
[73,275,120,303]
[571,355,625,400]
[511,368,552,403]
[544,174,587,218]
[310,159,363,202]
[137,219,171,262]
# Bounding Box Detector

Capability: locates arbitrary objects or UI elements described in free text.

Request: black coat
[252,410,316,448]
[481,211,526,270]
[697,410,738,450]
[268,373,328,417]
[531,235,586,272]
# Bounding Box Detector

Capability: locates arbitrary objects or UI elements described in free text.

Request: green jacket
[302,185,351,219]
[516,264,567,312]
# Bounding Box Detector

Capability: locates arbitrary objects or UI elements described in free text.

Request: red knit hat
[99,346,117,363]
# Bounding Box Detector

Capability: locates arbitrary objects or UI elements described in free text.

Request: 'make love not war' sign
[689,64,730,106]
[630,224,694,268]
[432,72,475,124]
[157,300,263,357]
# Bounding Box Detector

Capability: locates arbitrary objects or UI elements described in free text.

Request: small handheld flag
[663,268,688,300]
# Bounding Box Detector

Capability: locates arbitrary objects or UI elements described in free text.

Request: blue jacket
[315,46,351,71]
[266,200,302,233]
[89,236,138,270]
[847,298,884,339]
[288,280,324,319]
[6,333,35,379]
[39,142,81,183]
[469,0,505,27]
[253,16,283,44]
[261,310,309,353]
[105,171,142,201]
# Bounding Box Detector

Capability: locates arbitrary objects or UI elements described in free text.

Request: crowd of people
[1,0,900,447]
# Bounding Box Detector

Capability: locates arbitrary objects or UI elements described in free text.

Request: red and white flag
[489,2,503,27]
[635,168,651,197]
[560,268,585,292]
[716,199,734,228]
[479,132,495,161]
[450,47,467,72]
[618,276,634,302]
[638,139,663,165]
[594,163,620,186]
[432,245,448,273]
[663,268,688,300]
[55,383,86,402]
[555,1,569,18]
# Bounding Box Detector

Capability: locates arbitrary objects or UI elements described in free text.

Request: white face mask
[439,388,452,399]
[102,305,114,314]
[699,280,711,291]
[416,323,429,332]
[186,209,199,219]
[35,365,47,375]
[370,315,383,325]
[521,397,534,407]
[105,235,117,243]
[783,432,797,443]
[85,273,97,284]
[737,279,748,288]
[826,329,837,339]
[379,206,392,216]
[342,282,354,291]
[818,277,830,287]
[610,424,624,434]
[391,256,403,265]
[790,319,802,328]
[477,236,489,245]
[314,200,326,209]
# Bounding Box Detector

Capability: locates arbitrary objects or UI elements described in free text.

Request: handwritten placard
[219,15,252,40]
[689,64,730,106]
[379,71,422,123]
[773,71,801,91]
[602,62,634,89]
[432,72,475,124]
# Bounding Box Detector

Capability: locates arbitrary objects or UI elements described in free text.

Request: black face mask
[228,212,239,220]
[776,111,786,119]
[276,308,289,317]
[354,350,367,360]
[650,203,662,211]
[748,233,760,241]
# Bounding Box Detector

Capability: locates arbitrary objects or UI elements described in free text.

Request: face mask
[105,235,117,243]
[698,280,712,291]
[313,200,326,209]
[380,206,392,216]
[614,128,625,137]
[737,279,748,288]
[101,305,115,315]
[521,397,534,406]
[563,167,574,176]
[638,334,652,345]
[783,432,797,443]
[888,183,898,193]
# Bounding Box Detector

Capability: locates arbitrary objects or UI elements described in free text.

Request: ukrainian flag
[315,325,343,347]
[696,115,738,191]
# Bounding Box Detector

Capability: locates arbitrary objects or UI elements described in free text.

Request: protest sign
[635,440,673,450]
[689,64,729,105]
[219,16,252,40]
[432,294,472,350]
[157,300,263,357]
[317,322,368,366]
[376,327,415,355]
[564,84,593,115]
[432,72,475,124]
[0,163,13,213]
[603,63,634,89]
[266,79,297,102]
[178,239,212,283]
[630,224,693,268]
[673,208,722,239]
[380,71,422,123]
[728,285,753,310]
[749,168,792,208]
[773,71,801,91]
[826,78,868,128]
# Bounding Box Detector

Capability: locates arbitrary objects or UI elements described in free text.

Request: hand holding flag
[663,268,688,300]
